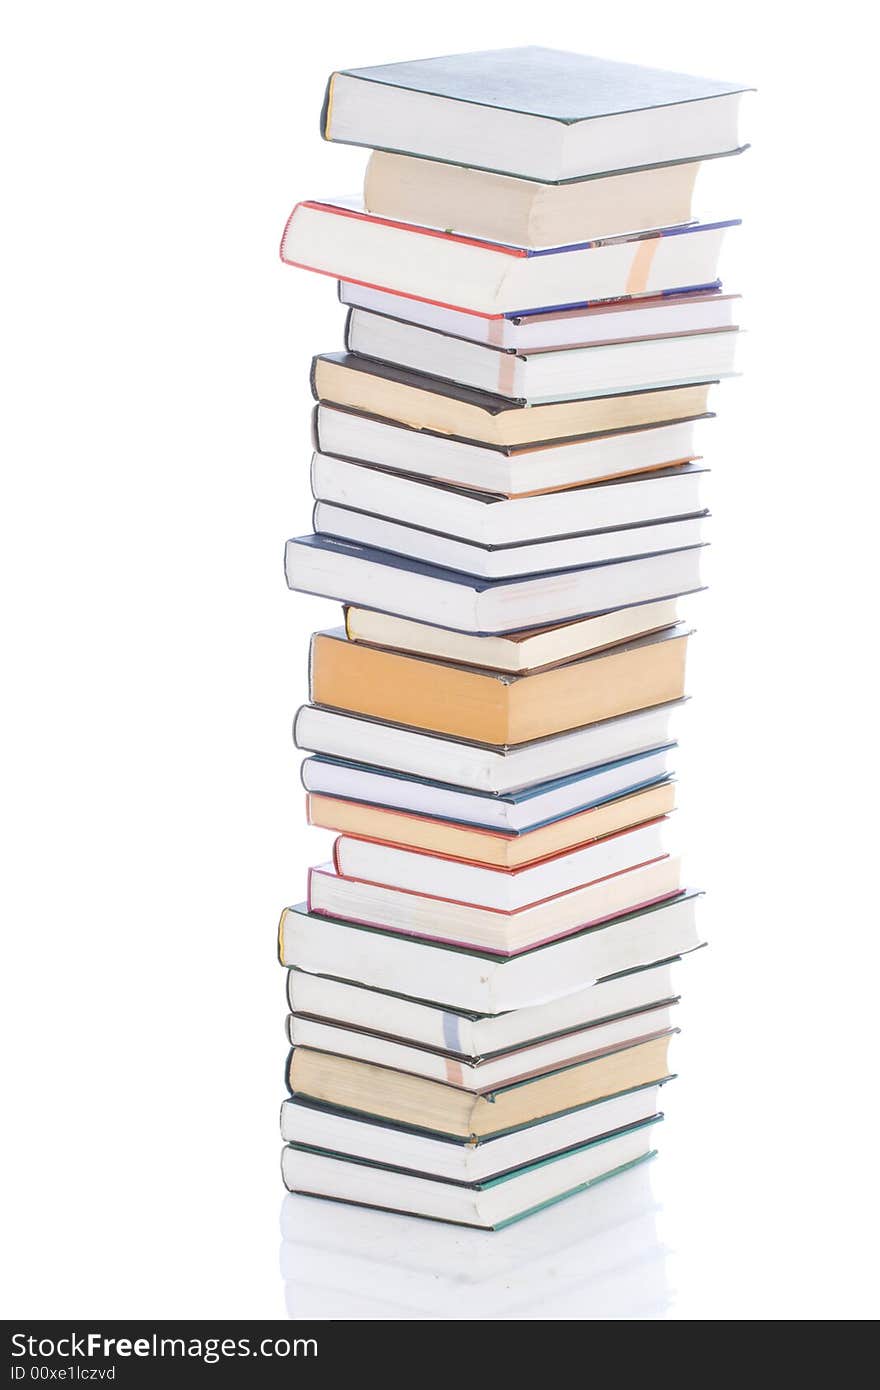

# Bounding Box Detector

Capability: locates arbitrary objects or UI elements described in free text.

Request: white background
[2,1,879,1320]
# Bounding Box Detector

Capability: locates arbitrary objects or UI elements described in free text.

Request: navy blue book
[321,47,750,181]
[284,533,705,636]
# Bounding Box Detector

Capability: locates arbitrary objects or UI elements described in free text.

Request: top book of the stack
[321,46,751,183]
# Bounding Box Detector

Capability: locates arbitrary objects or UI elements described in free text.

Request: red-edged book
[306,851,682,957]
[280,199,738,317]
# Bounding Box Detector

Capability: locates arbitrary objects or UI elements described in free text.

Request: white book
[332,819,669,912]
[309,855,680,955]
[294,701,685,796]
[321,49,748,182]
[286,958,679,1056]
[301,749,674,833]
[314,403,705,497]
[285,534,705,634]
[346,308,739,402]
[279,890,702,1014]
[282,201,736,317]
[286,1005,675,1094]
[281,1083,666,1182]
[339,282,739,351]
[281,1122,658,1228]
[313,502,707,581]
[311,453,708,543]
[343,601,684,674]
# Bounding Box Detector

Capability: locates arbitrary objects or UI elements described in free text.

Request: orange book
[306,781,675,869]
[309,625,689,746]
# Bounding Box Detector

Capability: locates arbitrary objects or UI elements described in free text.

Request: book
[294,701,685,796]
[279,890,702,1013]
[286,957,680,1056]
[282,201,737,317]
[363,150,703,247]
[308,625,690,744]
[286,1002,675,1091]
[285,535,705,634]
[287,1033,673,1137]
[302,745,675,831]
[306,780,675,868]
[315,404,707,499]
[313,503,707,581]
[345,308,739,402]
[281,1083,666,1181]
[312,454,709,543]
[321,47,749,181]
[312,353,715,447]
[332,818,670,911]
[339,281,739,351]
[343,600,683,672]
[308,855,681,955]
[282,1121,658,1228]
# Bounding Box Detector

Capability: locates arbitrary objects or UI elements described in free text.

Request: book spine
[319,73,336,139]
[307,633,318,703]
[308,451,319,501]
[292,705,311,754]
[276,908,289,967]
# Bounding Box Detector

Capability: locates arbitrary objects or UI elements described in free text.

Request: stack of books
[278,47,749,1230]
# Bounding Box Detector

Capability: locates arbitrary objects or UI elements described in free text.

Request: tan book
[344,601,683,672]
[309,625,690,746]
[364,150,701,249]
[287,1033,674,1139]
[307,782,675,869]
[311,353,714,449]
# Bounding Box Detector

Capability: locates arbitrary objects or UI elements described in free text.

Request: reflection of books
[280,1160,671,1319]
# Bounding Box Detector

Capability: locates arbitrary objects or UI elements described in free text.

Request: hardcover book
[308,624,690,744]
[311,452,709,557]
[311,352,715,448]
[305,779,675,867]
[293,701,685,796]
[281,200,737,316]
[339,281,738,351]
[307,853,680,955]
[281,1084,667,1182]
[301,744,676,831]
[342,600,684,672]
[285,534,705,634]
[285,958,680,1057]
[363,150,704,247]
[279,889,703,1014]
[282,1122,659,1228]
[321,47,749,181]
[344,307,739,402]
